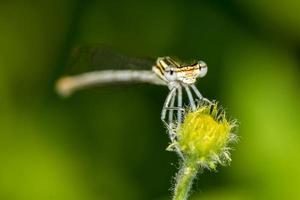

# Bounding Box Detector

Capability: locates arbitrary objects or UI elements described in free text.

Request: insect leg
[168,89,176,124]
[191,84,211,104]
[190,84,203,99]
[167,93,177,143]
[164,87,185,161]
[163,88,178,143]
[161,87,177,122]
[184,85,196,111]
[177,86,183,125]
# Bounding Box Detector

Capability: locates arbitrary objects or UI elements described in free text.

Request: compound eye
[165,67,175,75]
[198,61,208,78]
[165,68,177,81]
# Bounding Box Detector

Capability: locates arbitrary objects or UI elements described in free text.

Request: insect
[56,46,210,153]
[152,57,210,148]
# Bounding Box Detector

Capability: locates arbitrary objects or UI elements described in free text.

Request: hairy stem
[173,159,198,200]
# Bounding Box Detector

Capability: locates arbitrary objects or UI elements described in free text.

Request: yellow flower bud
[177,103,237,170]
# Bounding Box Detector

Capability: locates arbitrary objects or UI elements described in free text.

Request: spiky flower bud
[177,103,237,170]
[171,103,237,200]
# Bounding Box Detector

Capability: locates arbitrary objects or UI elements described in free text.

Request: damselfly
[56,46,210,150]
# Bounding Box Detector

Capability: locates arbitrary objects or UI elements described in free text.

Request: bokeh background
[1,0,300,200]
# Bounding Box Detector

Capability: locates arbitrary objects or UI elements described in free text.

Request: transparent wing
[65,45,155,75]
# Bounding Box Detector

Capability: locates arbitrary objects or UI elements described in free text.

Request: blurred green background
[0,0,300,200]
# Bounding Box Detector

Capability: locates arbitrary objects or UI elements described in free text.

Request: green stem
[173,160,198,200]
